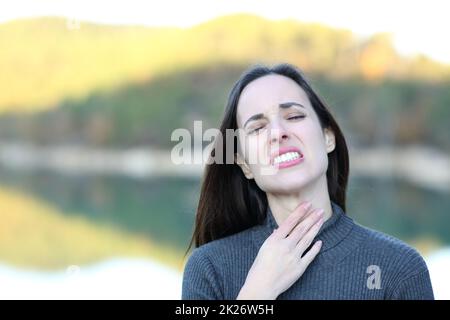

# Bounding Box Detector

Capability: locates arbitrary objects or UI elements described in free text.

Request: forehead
[236,74,311,124]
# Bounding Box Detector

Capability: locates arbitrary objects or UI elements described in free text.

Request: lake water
[0,166,448,299]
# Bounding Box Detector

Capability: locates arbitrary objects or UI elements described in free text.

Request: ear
[235,153,254,179]
[324,128,336,153]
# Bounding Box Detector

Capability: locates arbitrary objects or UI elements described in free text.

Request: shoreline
[0,142,448,192]
[1,247,449,299]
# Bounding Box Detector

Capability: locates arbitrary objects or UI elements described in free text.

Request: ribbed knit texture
[182,202,434,300]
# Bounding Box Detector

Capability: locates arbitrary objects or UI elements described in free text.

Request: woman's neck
[266,175,333,227]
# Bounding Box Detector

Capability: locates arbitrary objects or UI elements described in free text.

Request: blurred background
[0,0,449,299]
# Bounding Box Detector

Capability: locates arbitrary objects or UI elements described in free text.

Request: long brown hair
[186,63,349,254]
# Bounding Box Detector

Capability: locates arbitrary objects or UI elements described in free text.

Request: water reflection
[347,175,450,249]
[0,167,448,268]
[0,167,200,254]
[0,258,182,299]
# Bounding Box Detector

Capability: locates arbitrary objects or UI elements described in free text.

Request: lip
[270,146,304,169]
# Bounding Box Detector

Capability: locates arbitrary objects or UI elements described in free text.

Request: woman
[181,63,434,300]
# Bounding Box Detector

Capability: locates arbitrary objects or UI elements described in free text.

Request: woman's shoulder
[351,222,434,299]
[185,225,259,265]
[353,221,429,275]
[182,226,258,299]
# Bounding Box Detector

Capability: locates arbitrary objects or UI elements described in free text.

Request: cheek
[290,124,329,167]
[291,122,325,148]
[243,135,268,164]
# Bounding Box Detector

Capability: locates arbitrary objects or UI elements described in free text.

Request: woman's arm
[387,248,434,300]
[390,269,434,300]
[181,247,223,300]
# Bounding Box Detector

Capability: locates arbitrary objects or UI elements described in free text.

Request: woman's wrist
[236,282,278,300]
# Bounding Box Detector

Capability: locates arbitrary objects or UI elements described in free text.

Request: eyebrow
[243,102,306,128]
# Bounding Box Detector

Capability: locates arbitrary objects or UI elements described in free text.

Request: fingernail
[316,209,324,217]
[317,240,323,246]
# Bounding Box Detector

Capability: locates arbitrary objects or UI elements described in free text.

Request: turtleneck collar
[251,201,354,253]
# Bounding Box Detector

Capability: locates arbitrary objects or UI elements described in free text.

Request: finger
[287,208,324,245]
[298,240,323,272]
[273,201,312,239]
[289,206,318,232]
[295,216,325,254]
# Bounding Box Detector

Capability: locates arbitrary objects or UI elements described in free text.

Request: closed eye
[288,115,305,120]
[250,126,265,134]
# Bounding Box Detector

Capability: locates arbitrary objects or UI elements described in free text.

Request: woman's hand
[236,202,324,300]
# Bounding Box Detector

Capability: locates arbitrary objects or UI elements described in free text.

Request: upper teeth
[274,152,301,164]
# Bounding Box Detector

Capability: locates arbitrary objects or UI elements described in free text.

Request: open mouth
[271,148,304,169]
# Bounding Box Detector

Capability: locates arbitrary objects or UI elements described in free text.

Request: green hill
[0,14,448,150]
[1,14,449,113]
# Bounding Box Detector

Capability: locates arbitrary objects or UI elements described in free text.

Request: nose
[269,121,289,146]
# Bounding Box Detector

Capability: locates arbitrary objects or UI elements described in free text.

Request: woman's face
[235,74,335,194]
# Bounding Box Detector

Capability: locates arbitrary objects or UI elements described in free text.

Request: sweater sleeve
[390,269,434,300]
[389,251,434,300]
[181,247,224,300]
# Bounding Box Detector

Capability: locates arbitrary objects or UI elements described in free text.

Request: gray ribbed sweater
[182,202,434,300]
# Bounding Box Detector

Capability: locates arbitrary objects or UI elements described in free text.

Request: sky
[1,0,449,64]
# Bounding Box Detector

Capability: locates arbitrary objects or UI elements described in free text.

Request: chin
[261,177,309,194]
